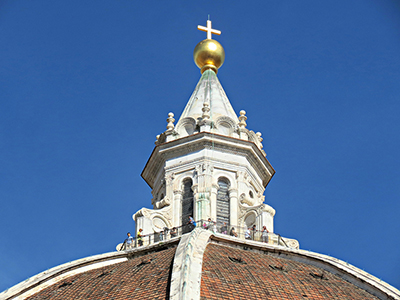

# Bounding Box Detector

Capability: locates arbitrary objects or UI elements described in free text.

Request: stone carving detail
[236,171,244,181]
[215,116,237,136]
[248,130,258,145]
[161,206,172,223]
[284,238,300,249]
[133,205,172,226]
[256,132,264,150]
[155,196,170,209]
[236,171,250,185]
[237,203,251,222]
[133,207,151,221]
[239,193,254,206]
[237,201,276,223]
[153,216,168,230]
[259,203,276,216]
[256,131,263,143]
[196,163,214,176]
[191,184,198,194]
[173,189,183,195]
[155,132,166,145]
[176,117,196,136]
[236,171,250,183]
[166,173,175,185]
[247,130,264,151]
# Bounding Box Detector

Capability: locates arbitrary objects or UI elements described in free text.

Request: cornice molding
[142,132,275,189]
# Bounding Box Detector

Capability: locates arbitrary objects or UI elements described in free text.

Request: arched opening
[244,212,256,228]
[217,178,230,229]
[181,178,194,233]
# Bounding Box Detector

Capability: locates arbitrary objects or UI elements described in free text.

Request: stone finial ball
[193,39,225,74]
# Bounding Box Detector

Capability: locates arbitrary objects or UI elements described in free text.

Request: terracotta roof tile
[26,246,176,300]
[200,243,380,300]
[19,241,391,299]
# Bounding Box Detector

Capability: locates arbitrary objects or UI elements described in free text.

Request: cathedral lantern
[135,20,277,240]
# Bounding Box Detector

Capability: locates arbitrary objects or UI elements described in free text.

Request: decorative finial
[166,112,175,131]
[197,19,221,40]
[256,132,263,142]
[194,19,225,74]
[202,102,210,120]
[256,132,264,149]
[239,110,247,128]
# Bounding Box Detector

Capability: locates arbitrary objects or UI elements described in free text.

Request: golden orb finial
[194,39,225,74]
[194,19,225,74]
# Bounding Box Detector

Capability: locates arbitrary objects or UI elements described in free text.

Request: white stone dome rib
[176,69,239,128]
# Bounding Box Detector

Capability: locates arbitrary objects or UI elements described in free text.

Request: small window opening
[136,258,152,269]
[269,265,285,271]
[228,256,246,264]
[309,272,328,280]
[58,281,73,288]
[97,271,110,278]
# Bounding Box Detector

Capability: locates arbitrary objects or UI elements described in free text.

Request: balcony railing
[118,219,289,251]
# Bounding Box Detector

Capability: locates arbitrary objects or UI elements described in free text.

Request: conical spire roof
[176,69,239,128]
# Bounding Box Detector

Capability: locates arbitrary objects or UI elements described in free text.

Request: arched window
[217,178,230,227]
[181,178,194,233]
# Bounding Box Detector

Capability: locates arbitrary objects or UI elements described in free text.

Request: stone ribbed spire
[175,69,239,128]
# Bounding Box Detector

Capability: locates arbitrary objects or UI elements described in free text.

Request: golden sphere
[193,39,225,74]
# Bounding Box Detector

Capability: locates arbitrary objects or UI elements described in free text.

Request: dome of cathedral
[2,230,398,300]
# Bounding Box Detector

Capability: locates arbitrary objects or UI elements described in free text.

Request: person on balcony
[251,224,257,240]
[137,228,143,246]
[170,227,177,238]
[188,216,196,231]
[163,227,169,240]
[220,222,228,234]
[125,232,134,249]
[205,218,213,230]
[261,226,269,243]
[245,228,251,240]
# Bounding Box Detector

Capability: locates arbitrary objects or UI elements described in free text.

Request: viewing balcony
[117,219,299,251]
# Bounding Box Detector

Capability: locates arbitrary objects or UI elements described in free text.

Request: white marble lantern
[133,69,277,238]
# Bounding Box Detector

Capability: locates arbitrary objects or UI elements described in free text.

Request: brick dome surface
[25,246,176,300]
[20,242,387,300]
[201,243,380,299]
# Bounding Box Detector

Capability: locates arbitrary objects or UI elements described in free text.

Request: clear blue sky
[1,0,400,292]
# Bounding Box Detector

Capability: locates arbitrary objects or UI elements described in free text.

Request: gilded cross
[197,20,221,39]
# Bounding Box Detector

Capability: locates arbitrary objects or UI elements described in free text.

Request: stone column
[196,195,210,223]
[228,188,238,227]
[261,204,275,232]
[173,189,183,228]
[193,163,213,222]
[210,183,218,222]
[236,171,248,205]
